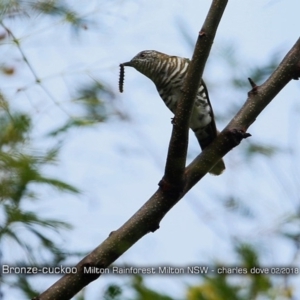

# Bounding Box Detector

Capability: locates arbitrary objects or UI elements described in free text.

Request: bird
[121,50,225,175]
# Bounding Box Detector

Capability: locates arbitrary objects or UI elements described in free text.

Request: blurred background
[0,0,300,299]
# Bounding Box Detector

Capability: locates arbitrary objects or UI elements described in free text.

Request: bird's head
[121,50,169,78]
[119,50,170,92]
[122,50,162,68]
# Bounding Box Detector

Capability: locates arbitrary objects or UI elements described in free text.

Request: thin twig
[0,21,71,116]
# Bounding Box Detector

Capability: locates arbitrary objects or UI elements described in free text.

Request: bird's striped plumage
[122,50,225,175]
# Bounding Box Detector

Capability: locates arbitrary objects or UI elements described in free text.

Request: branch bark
[162,0,227,190]
[34,4,300,300]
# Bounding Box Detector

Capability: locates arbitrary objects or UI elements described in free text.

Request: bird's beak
[121,61,133,67]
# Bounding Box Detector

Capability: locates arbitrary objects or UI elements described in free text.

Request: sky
[1,0,300,299]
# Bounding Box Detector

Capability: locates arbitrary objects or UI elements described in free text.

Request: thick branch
[162,0,228,189]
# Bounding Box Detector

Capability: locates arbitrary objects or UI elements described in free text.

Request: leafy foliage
[95,244,293,300]
[0,0,87,29]
[103,284,123,300]
[0,98,80,295]
[49,80,126,136]
[131,276,174,300]
[0,1,126,298]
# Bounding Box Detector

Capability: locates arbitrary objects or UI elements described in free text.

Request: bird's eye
[139,52,146,58]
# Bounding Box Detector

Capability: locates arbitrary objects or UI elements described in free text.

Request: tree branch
[34,6,300,300]
[184,37,300,191]
[162,0,228,190]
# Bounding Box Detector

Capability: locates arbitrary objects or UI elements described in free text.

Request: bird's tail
[194,127,225,176]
